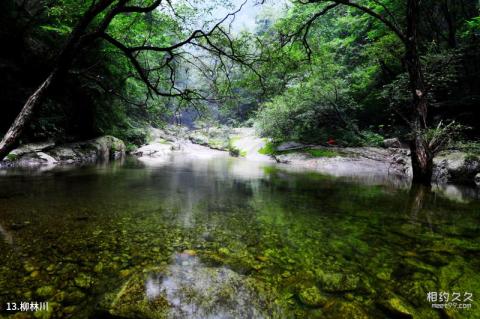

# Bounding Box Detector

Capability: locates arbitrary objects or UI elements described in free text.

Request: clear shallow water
[0,155,479,319]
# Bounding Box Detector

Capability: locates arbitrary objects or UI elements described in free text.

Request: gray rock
[188,132,210,146]
[132,143,173,158]
[277,141,305,152]
[9,140,55,157]
[47,147,77,161]
[475,173,480,186]
[383,138,402,148]
[36,152,58,165]
[2,136,125,168]
[433,152,480,184]
[187,127,230,151]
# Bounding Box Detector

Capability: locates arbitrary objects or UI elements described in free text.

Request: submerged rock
[36,285,55,298]
[64,289,86,304]
[377,295,415,318]
[323,301,370,319]
[74,273,93,289]
[98,259,284,318]
[298,286,328,307]
[316,270,359,292]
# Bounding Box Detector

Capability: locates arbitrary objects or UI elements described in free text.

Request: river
[0,154,479,318]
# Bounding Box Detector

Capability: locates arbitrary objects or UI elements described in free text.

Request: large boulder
[132,143,174,158]
[8,140,55,157]
[433,152,480,185]
[383,138,402,148]
[315,269,359,292]
[2,136,125,167]
[188,127,231,151]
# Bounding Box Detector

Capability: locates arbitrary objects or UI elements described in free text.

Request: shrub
[254,78,360,145]
[360,131,384,147]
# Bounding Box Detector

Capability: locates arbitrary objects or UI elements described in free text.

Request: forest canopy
[0,0,479,183]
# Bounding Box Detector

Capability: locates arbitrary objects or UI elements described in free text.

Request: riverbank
[0,136,125,169]
[1,127,479,187]
[134,126,480,187]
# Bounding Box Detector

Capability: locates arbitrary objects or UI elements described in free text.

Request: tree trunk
[0,73,56,160]
[0,0,114,161]
[442,0,457,48]
[410,134,433,185]
[405,0,434,186]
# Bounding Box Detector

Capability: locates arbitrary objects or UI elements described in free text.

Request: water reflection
[0,156,479,318]
[0,223,13,245]
[134,251,275,318]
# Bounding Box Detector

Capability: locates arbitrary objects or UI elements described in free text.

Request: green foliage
[258,142,340,158]
[254,74,360,145]
[305,149,339,158]
[227,137,246,157]
[420,121,467,155]
[462,16,480,38]
[6,153,18,161]
[453,140,480,153]
[222,0,480,147]
[258,142,277,155]
[2,0,479,149]
[0,0,192,145]
[360,131,384,147]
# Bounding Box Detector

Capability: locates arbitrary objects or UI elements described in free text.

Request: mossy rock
[395,273,437,307]
[33,302,59,319]
[323,301,370,319]
[377,294,415,319]
[298,286,328,307]
[316,269,359,292]
[74,273,93,289]
[5,153,19,161]
[64,289,86,304]
[36,285,56,298]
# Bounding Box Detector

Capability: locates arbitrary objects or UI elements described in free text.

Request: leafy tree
[0,0,255,159]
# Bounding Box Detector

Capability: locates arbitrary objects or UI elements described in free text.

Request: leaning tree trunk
[0,73,56,160]
[0,0,114,161]
[405,0,434,185]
